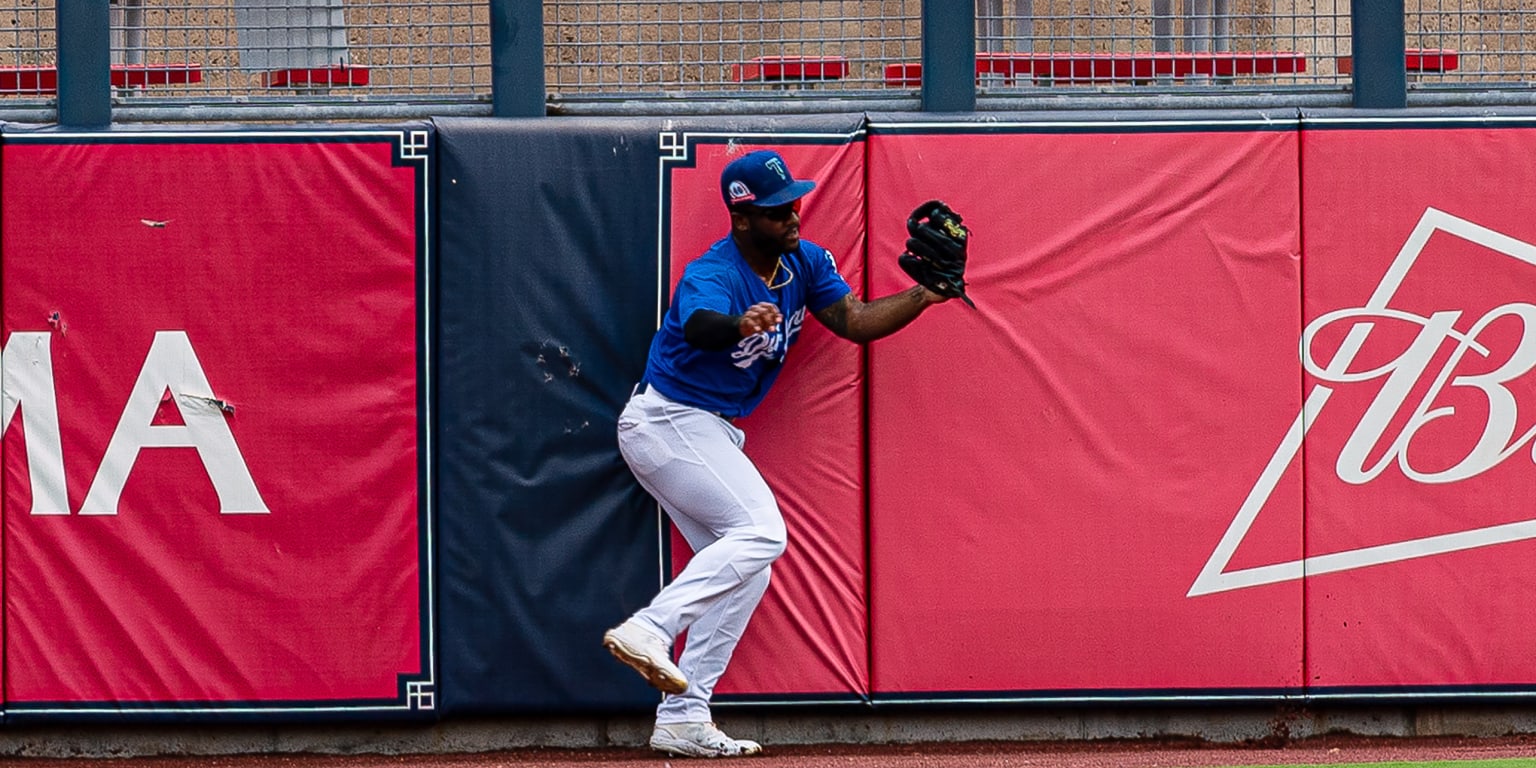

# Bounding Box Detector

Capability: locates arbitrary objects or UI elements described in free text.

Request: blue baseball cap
[720,150,816,208]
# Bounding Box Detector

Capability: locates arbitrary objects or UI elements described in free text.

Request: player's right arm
[683,303,782,350]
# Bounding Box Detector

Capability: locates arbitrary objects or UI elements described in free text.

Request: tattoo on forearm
[818,296,851,337]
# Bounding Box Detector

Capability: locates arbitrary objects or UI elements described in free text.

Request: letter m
[1,332,68,514]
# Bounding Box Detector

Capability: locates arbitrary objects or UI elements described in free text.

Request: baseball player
[604,149,970,758]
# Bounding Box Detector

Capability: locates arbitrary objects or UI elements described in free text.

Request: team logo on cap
[765,157,788,180]
[728,180,754,203]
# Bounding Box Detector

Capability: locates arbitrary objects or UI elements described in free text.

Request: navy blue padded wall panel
[434,117,665,713]
[433,114,869,714]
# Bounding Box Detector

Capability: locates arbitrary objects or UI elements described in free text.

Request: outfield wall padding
[864,115,1305,698]
[0,125,435,720]
[5,111,1536,721]
[433,117,667,713]
[1297,111,1536,694]
[659,124,871,703]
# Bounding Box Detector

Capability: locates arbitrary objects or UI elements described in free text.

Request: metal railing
[4,0,1536,122]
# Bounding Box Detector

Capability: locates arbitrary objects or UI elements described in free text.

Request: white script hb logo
[1192,208,1536,596]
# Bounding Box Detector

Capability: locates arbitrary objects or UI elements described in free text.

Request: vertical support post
[1352,0,1406,108]
[923,0,975,111]
[491,0,545,117]
[58,0,112,127]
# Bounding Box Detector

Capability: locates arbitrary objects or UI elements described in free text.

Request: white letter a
[80,331,269,515]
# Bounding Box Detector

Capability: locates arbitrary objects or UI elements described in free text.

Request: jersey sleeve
[804,243,853,313]
[675,262,738,320]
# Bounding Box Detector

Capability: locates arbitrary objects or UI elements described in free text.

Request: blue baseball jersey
[643,236,852,418]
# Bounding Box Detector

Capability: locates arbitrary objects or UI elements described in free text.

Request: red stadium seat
[261,65,370,89]
[1335,48,1460,75]
[0,63,202,94]
[884,51,1307,87]
[732,55,848,85]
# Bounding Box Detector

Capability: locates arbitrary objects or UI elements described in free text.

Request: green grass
[1243,760,1536,768]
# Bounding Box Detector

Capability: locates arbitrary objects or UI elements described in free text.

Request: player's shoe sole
[603,624,688,695]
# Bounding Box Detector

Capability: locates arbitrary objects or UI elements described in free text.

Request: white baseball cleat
[650,721,764,758]
[602,619,688,695]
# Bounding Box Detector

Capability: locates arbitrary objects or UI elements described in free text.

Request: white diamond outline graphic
[1189,207,1536,597]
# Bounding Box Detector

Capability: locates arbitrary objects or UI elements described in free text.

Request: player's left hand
[916,286,951,304]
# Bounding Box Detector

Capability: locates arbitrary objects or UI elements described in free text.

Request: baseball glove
[899,200,975,308]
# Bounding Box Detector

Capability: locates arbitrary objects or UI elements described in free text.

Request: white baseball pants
[616,385,787,724]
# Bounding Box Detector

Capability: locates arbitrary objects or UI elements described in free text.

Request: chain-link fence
[543,0,922,93]
[0,3,55,99]
[3,0,1536,118]
[0,0,491,108]
[540,0,1536,101]
[544,0,1352,98]
[1408,0,1536,86]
